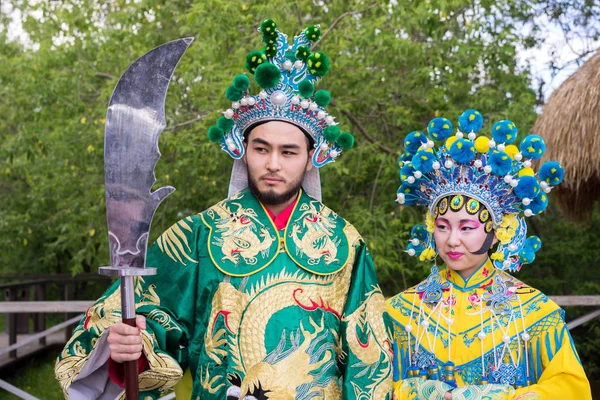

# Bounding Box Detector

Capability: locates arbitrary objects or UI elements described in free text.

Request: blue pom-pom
[519,249,535,264]
[404,131,428,154]
[407,242,425,256]
[411,224,428,241]
[412,149,436,174]
[525,236,542,253]
[397,184,418,205]
[520,135,546,160]
[488,150,513,176]
[529,192,549,214]
[427,117,453,141]
[539,161,564,186]
[491,120,518,144]
[514,176,540,200]
[458,109,484,133]
[398,152,413,168]
[449,138,476,164]
[399,164,419,187]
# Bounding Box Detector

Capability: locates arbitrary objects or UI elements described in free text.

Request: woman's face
[434,200,492,277]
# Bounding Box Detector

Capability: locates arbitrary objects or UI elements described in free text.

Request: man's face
[244,121,314,206]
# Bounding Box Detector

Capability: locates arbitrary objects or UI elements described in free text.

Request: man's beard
[248,169,305,206]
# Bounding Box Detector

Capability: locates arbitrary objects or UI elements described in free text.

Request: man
[56,19,393,399]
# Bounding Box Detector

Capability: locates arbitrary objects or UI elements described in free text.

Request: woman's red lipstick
[447,251,463,260]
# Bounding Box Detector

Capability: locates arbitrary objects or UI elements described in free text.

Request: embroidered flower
[443,295,457,306]
[468,292,480,304]
[419,247,436,262]
[425,211,435,233]
[480,279,494,290]
[482,267,490,277]
[496,214,519,245]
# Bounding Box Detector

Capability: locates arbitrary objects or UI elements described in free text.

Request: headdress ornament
[397,109,564,272]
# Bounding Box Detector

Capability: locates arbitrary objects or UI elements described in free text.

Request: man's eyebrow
[281,143,301,149]
[251,137,271,146]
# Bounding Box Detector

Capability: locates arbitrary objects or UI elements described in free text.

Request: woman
[387,110,591,399]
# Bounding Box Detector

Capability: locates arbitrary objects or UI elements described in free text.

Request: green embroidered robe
[55,189,393,399]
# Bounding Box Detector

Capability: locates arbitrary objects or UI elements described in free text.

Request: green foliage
[0,0,599,387]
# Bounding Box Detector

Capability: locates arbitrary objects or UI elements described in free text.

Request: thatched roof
[532,49,600,219]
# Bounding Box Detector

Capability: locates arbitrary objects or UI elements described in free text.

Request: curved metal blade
[104,37,193,268]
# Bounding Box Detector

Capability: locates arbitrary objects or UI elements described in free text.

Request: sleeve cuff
[108,354,149,387]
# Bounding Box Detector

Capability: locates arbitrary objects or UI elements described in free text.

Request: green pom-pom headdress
[209,18,354,168]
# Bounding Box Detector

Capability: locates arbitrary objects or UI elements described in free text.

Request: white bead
[414,171,423,179]
[225,138,234,146]
[474,160,483,168]
[309,102,319,111]
[397,193,405,204]
[300,100,309,109]
[232,102,240,109]
[329,149,339,158]
[488,139,496,148]
[270,90,287,107]
[502,335,511,343]
[540,181,549,190]
[523,160,532,168]
[317,110,327,119]
[421,320,430,328]
[240,97,248,106]
[510,179,519,187]
[514,152,523,161]
[247,97,256,106]
[227,144,236,152]
[522,197,531,206]
[445,160,453,168]
[432,161,441,170]
[325,116,335,125]
[447,318,454,326]
[508,244,517,252]
[484,165,492,174]
[294,60,304,69]
[455,131,464,139]
[411,238,420,246]
[524,209,533,217]
[503,260,511,268]
[407,176,416,184]
[291,96,300,105]
[259,91,268,99]
[427,140,434,148]
[405,324,413,333]
[504,175,513,183]
[543,186,552,194]
[477,331,487,340]
[320,142,328,150]
[468,132,477,140]
[497,143,506,151]
[224,109,234,119]
[282,60,293,70]
[407,248,416,256]
[521,333,531,341]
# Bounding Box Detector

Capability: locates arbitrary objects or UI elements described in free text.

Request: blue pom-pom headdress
[396,110,564,272]
[207,18,354,168]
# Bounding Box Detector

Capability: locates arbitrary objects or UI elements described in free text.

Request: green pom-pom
[226,85,243,101]
[313,90,331,107]
[307,52,330,77]
[207,126,224,142]
[232,74,250,91]
[245,50,267,74]
[298,80,314,98]
[337,132,354,149]
[254,63,281,89]
[324,125,341,142]
[260,18,277,34]
[264,44,277,58]
[216,116,234,132]
[305,25,321,41]
[295,45,311,61]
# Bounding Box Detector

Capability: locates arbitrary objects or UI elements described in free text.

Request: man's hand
[107,316,146,363]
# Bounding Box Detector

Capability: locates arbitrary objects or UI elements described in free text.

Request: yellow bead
[474,136,489,153]
[445,136,457,151]
[518,168,534,177]
[504,144,519,159]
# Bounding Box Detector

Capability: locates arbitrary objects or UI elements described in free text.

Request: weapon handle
[123,317,139,399]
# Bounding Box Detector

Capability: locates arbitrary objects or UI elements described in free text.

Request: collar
[444,258,496,290]
[264,195,299,230]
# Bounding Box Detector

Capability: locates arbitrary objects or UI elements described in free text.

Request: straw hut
[532,50,600,219]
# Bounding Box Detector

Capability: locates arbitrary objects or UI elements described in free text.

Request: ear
[306,148,315,172]
[242,141,248,165]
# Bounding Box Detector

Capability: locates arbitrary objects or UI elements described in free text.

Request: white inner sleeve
[67,331,123,400]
